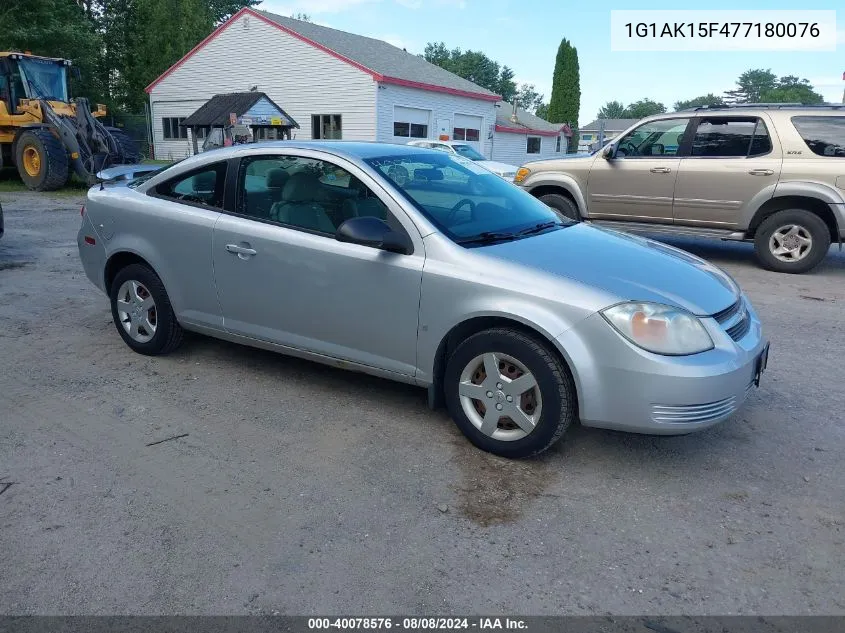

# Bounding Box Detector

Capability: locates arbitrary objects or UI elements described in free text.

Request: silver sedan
[78,142,769,458]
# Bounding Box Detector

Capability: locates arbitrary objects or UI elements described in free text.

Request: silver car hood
[478,224,739,316]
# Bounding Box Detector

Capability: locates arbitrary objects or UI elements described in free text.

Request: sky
[257,0,843,125]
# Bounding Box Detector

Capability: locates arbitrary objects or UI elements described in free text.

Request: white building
[146,8,568,166]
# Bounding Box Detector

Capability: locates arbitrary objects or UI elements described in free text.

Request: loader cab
[0,54,70,113]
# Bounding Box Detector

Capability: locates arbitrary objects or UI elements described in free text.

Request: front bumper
[557,297,767,435]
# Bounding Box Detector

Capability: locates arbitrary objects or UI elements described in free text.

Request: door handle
[650,167,671,173]
[225,243,257,258]
[748,169,774,176]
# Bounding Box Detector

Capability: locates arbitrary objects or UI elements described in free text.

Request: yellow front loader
[0,52,140,191]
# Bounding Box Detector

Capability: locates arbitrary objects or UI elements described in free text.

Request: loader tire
[107,129,141,164]
[15,129,69,192]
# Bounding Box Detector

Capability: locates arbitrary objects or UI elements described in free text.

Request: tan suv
[514,105,845,273]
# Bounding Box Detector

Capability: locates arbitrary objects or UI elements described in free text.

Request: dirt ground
[1,190,844,615]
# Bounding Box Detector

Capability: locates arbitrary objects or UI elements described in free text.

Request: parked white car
[407,140,518,181]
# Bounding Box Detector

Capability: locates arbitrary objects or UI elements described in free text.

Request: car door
[673,115,782,228]
[586,117,693,222]
[211,151,426,377]
[143,161,228,329]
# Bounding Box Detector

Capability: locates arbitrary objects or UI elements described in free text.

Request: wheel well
[428,316,578,412]
[749,196,839,242]
[104,252,153,291]
[529,185,578,206]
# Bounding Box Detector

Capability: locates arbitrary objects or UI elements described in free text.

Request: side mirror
[650,143,665,156]
[602,145,615,159]
[336,216,411,254]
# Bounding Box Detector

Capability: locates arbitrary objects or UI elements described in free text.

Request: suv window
[791,116,845,157]
[615,118,690,158]
[155,162,227,208]
[236,155,390,234]
[691,117,772,158]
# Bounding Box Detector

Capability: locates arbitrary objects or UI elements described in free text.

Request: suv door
[587,117,692,222]
[211,151,426,377]
[673,115,782,228]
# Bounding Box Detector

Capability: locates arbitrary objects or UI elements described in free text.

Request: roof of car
[230,140,440,159]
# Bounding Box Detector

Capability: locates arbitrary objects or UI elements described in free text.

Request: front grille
[711,298,751,342]
[651,395,738,424]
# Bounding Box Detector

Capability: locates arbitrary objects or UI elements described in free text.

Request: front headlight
[514,167,530,184]
[601,302,714,355]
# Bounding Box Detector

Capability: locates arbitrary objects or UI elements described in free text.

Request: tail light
[80,205,86,216]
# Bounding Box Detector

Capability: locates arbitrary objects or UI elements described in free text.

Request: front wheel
[753,209,830,274]
[15,129,69,191]
[444,328,577,458]
[538,193,580,222]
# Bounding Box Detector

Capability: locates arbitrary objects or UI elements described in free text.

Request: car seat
[270,172,336,233]
[265,168,289,205]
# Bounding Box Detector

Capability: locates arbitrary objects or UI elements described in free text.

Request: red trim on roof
[380,76,501,102]
[145,7,500,102]
[495,124,562,137]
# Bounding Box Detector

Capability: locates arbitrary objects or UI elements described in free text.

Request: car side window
[690,117,772,158]
[615,119,690,158]
[155,162,227,208]
[235,155,391,235]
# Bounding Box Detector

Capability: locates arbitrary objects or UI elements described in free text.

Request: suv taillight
[80,205,85,216]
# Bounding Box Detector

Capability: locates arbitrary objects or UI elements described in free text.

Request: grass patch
[0,168,88,196]
[143,158,172,165]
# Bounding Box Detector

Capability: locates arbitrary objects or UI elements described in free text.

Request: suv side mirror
[602,145,615,160]
[336,216,411,254]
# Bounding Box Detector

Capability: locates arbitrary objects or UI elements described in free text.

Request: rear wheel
[15,129,69,191]
[753,209,830,274]
[444,328,576,458]
[110,264,183,355]
[107,128,141,164]
[538,192,580,222]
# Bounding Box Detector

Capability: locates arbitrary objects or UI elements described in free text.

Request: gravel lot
[1,190,844,616]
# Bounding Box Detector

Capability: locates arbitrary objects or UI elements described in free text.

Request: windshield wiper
[516,221,566,236]
[456,231,517,245]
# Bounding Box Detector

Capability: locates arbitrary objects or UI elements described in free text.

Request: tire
[107,128,141,164]
[444,328,576,458]
[109,263,183,356]
[538,193,580,222]
[15,129,69,191]
[753,209,831,274]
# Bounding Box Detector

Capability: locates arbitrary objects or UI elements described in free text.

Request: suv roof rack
[680,103,845,112]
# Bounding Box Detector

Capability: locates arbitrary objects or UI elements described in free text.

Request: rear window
[691,117,772,157]
[791,116,845,157]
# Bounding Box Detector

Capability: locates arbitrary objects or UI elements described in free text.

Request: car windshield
[366,152,569,244]
[451,144,485,161]
[18,58,68,101]
[127,160,184,188]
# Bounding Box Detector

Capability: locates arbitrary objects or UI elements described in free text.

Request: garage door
[453,113,483,151]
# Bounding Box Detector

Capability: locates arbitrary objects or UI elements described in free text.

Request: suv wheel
[444,328,576,458]
[753,209,830,274]
[538,193,580,222]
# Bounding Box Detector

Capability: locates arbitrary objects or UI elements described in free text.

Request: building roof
[146,7,500,102]
[180,92,298,128]
[494,102,569,137]
[581,119,640,132]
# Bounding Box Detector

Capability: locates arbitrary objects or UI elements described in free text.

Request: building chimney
[510,97,519,123]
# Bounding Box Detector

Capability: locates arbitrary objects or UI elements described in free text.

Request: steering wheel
[447,198,476,222]
[616,141,638,157]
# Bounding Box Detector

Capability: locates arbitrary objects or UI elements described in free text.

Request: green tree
[0,0,106,104]
[674,93,724,111]
[422,42,516,99]
[547,38,580,150]
[724,69,777,103]
[515,84,545,114]
[597,100,626,119]
[759,76,824,104]
[291,12,311,22]
[623,98,665,118]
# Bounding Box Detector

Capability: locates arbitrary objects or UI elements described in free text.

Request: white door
[436,118,451,141]
[454,113,483,152]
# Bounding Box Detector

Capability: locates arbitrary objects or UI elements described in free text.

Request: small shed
[180,91,299,154]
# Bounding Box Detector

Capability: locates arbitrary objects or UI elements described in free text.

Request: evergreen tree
[546,38,580,150]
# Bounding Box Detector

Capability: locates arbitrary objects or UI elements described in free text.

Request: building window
[162,117,187,140]
[581,133,593,141]
[312,114,342,140]
[527,136,541,154]
[453,127,480,142]
[556,136,561,152]
[393,121,428,138]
